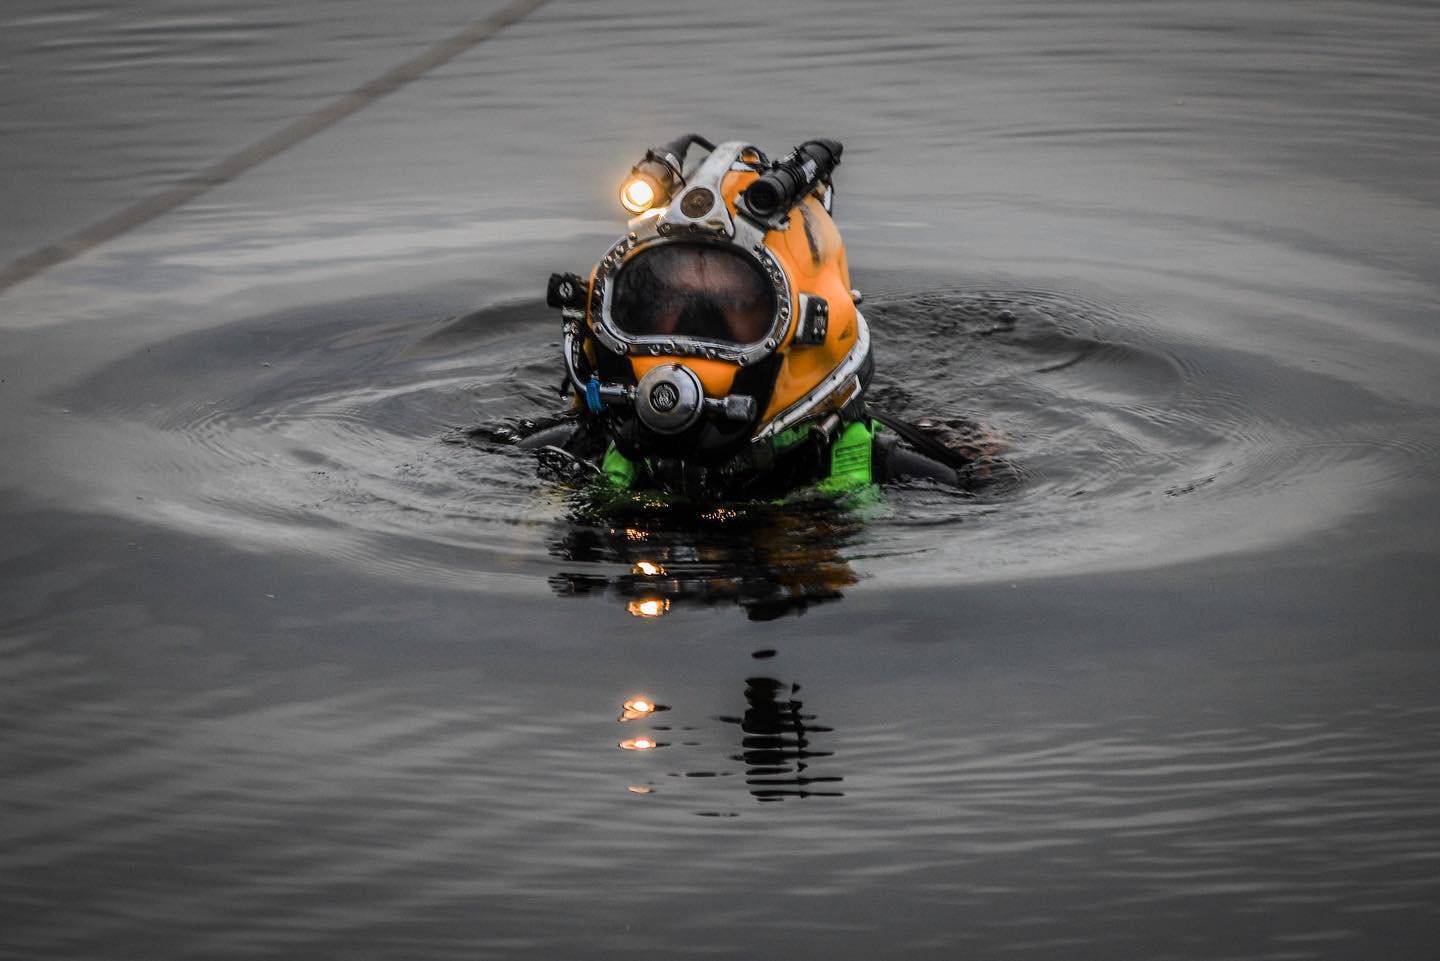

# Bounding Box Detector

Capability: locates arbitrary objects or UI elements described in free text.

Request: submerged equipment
[547,133,873,489]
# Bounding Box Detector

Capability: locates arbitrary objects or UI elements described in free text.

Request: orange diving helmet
[546,135,871,481]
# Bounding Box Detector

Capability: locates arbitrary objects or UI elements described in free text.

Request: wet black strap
[867,409,974,471]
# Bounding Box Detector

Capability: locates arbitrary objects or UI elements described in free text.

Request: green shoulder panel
[815,419,876,494]
[601,443,638,490]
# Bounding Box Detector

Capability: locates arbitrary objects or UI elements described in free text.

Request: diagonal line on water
[0,0,551,294]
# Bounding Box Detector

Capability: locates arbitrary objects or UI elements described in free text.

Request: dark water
[4,1,1440,958]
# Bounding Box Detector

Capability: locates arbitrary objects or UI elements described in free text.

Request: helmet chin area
[634,364,704,435]
[609,363,758,466]
[609,417,758,467]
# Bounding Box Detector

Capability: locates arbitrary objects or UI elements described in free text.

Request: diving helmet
[547,134,872,477]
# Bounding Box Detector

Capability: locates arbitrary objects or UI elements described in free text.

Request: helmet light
[619,155,682,215]
[620,176,657,214]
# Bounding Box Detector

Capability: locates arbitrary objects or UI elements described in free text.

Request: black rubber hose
[652,133,717,173]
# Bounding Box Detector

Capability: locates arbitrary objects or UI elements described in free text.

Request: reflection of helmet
[548,136,872,476]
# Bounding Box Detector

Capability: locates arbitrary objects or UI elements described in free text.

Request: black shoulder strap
[867,409,974,470]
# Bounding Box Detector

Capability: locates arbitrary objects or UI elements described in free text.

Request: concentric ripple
[57,279,1437,601]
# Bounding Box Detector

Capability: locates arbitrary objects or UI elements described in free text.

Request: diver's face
[610,244,776,346]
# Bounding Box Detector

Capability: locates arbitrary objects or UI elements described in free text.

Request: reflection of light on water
[619,737,657,751]
[619,696,657,721]
[627,598,669,618]
[632,560,664,576]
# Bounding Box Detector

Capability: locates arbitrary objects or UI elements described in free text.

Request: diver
[526,133,989,501]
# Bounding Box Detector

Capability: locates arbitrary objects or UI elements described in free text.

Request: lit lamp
[619,176,657,214]
[618,154,682,215]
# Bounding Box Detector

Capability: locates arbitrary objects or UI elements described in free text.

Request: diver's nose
[635,364,705,434]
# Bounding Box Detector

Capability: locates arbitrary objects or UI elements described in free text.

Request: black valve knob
[546,272,587,310]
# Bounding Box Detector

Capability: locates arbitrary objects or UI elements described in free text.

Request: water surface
[3,1,1439,958]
